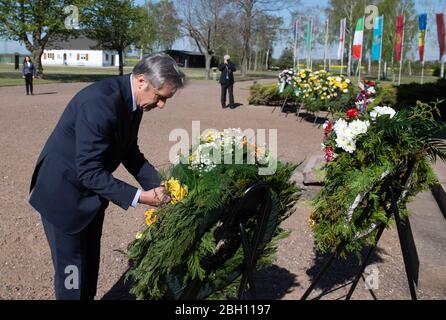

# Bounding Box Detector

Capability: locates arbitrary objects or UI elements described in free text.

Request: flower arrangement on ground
[311,100,446,255]
[126,128,301,299]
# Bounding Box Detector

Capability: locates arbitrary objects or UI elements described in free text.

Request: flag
[437,13,445,61]
[352,17,364,59]
[418,14,427,62]
[293,19,299,43]
[371,16,383,61]
[394,15,405,62]
[306,17,312,50]
[337,18,346,59]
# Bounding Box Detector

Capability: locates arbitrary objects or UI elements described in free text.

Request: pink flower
[323,120,333,136]
[324,146,335,162]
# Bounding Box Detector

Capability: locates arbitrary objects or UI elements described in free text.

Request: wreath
[310,100,446,256]
[126,129,301,299]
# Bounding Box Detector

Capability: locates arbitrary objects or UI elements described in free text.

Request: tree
[147,0,181,51]
[251,12,283,71]
[231,0,300,76]
[176,0,232,80]
[81,0,143,75]
[133,5,157,58]
[276,47,293,69]
[0,0,81,77]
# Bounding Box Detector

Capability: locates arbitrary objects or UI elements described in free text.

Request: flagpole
[340,19,345,76]
[358,16,364,83]
[324,18,329,71]
[421,27,427,84]
[297,18,300,72]
[293,19,297,70]
[378,16,383,80]
[398,15,405,85]
[310,16,314,70]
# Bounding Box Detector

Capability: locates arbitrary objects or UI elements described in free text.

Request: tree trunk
[254,49,258,71]
[265,48,269,70]
[118,49,124,76]
[32,49,44,78]
[204,53,211,80]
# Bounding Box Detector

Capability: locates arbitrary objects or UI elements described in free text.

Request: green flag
[307,18,312,50]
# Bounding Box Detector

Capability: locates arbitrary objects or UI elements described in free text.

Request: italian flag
[352,17,364,59]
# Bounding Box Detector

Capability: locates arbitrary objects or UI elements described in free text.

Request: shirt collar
[129,74,137,112]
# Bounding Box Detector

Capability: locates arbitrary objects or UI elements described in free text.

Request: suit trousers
[41,204,106,300]
[220,83,234,108]
[24,74,33,94]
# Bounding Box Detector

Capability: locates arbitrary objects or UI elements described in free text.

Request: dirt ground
[0,77,444,300]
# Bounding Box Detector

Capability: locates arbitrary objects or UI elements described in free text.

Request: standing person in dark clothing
[22,56,36,95]
[218,54,236,109]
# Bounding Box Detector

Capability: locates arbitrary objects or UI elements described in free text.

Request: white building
[42,36,119,67]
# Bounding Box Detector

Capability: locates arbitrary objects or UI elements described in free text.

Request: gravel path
[0,78,444,299]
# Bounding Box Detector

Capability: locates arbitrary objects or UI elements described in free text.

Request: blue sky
[2,0,445,61]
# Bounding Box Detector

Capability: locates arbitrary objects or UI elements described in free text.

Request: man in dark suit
[218,54,236,109]
[29,53,185,300]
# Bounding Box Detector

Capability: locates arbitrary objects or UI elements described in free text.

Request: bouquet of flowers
[127,128,301,299]
[311,101,446,255]
[278,68,297,95]
[355,80,379,113]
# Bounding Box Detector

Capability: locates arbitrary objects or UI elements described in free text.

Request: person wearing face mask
[28,53,186,300]
[22,56,36,95]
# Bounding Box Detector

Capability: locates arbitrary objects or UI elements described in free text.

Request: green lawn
[0,63,280,87]
[0,63,440,87]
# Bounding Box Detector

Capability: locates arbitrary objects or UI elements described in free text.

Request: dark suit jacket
[22,62,36,76]
[29,74,161,234]
[218,62,236,85]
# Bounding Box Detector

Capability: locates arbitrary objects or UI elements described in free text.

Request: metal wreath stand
[301,157,420,300]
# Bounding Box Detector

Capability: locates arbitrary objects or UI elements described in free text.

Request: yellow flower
[165,177,188,204]
[135,231,143,239]
[307,216,316,228]
[145,208,157,225]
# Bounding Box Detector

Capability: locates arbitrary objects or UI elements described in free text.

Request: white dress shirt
[130,74,142,207]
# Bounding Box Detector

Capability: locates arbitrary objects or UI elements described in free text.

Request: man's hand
[139,186,171,207]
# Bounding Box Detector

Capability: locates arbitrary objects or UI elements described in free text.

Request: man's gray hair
[132,53,186,90]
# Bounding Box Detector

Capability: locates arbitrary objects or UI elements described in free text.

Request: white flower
[343,139,356,153]
[335,135,351,149]
[333,118,348,134]
[349,119,369,136]
[370,106,396,120]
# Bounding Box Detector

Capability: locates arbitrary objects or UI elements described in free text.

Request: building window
[78,53,89,61]
[105,53,109,61]
[47,53,55,60]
